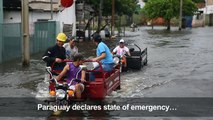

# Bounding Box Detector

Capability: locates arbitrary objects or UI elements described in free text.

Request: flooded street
[0,26,213,119]
[120,26,213,97]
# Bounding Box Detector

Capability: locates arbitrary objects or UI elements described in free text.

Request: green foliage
[85,0,140,17]
[183,0,198,16]
[84,0,142,32]
[142,0,197,20]
[142,0,197,30]
[192,0,205,3]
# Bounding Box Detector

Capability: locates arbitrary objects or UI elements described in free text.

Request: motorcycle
[113,55,123,72]
[45,66,84,105]
[113,54,130,72]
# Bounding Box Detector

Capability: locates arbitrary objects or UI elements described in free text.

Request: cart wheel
[116,85,121,90]
[144,59,148,66]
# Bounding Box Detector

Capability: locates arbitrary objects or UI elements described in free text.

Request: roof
[3,0,22,10]
[3,0,60,11]
[29,1,59,12]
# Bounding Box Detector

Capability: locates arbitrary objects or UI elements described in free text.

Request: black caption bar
[0,98,213,117]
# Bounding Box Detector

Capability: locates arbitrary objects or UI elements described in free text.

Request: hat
[93,33,102,43]
[56,33,67,42]
[119,39,124,43]
[73,53,85,61]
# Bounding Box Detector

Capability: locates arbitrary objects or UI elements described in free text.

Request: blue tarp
[183,16,193,28]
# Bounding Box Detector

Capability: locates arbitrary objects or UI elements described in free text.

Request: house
[204,0,213,25]
[3,0,76,36]
[137,0,145,8]
[0,0,78,63]
[193,0,213,27]
[205,0,213,14]
[192,2,206,27]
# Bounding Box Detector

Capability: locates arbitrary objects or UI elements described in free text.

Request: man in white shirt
[112,39,131,67]
[63,36,78,60]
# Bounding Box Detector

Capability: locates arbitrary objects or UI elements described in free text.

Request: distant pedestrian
[63,36,78,60]
[104,25,111,38]
[130,22,136,32]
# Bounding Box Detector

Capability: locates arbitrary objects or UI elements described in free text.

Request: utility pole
[50,0,53,20]
[204,0,208,26]
[98,0,103,33]
[21,0,30,66]
[0,0,3,63]
[111,0,115,36]
[179,0,183,31]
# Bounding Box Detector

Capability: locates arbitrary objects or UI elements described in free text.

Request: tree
[85,0,140,33]
[192,0,205,3]
[143,0,205,3]
[142,0,197,30]
[89,0,139,17]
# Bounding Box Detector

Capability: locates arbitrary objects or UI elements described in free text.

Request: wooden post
[22,0,30,66]
[98,0,103,33]
[111,0,115,36]
[88,20,91,40]
[204,0,208,26]
[124,26,125,37]
[179,0,183,30]
[93,17,95,35]
[50,0,53,20]
[0,0,3,63]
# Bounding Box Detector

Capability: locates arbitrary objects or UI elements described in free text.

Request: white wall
[4,11,21,23]
[206,5,213,14]
[200,5,213,14]
[57,2,76,36]
[138,0,145,8]
[4,11,58,23]
[4,11,58,35]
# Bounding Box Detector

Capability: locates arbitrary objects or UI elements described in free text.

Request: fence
[0,21,59,63]
[1,23,22,62]
[209,14,213,26]
[205,14,213,26]
[30,21,59,53]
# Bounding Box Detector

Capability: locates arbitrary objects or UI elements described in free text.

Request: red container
[86,80,106,100]
[61,0,73,8]
[48,60,121,100]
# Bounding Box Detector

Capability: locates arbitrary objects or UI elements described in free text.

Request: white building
[194,0,213,26]
[137,0,145,8]
[3,0,76,36]
[204,0,213,14]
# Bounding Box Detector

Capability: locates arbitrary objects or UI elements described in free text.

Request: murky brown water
[0,26,213,119]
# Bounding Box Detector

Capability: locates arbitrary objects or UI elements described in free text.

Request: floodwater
[0,26,213,119]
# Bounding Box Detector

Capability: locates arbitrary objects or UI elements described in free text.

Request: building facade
[0,0,77,63]
[3,0,76,36]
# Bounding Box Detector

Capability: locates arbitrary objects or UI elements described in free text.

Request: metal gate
[0,21,59,63]
[209,13,213,26]
[31,21,59,53]
[1,23,22,62]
